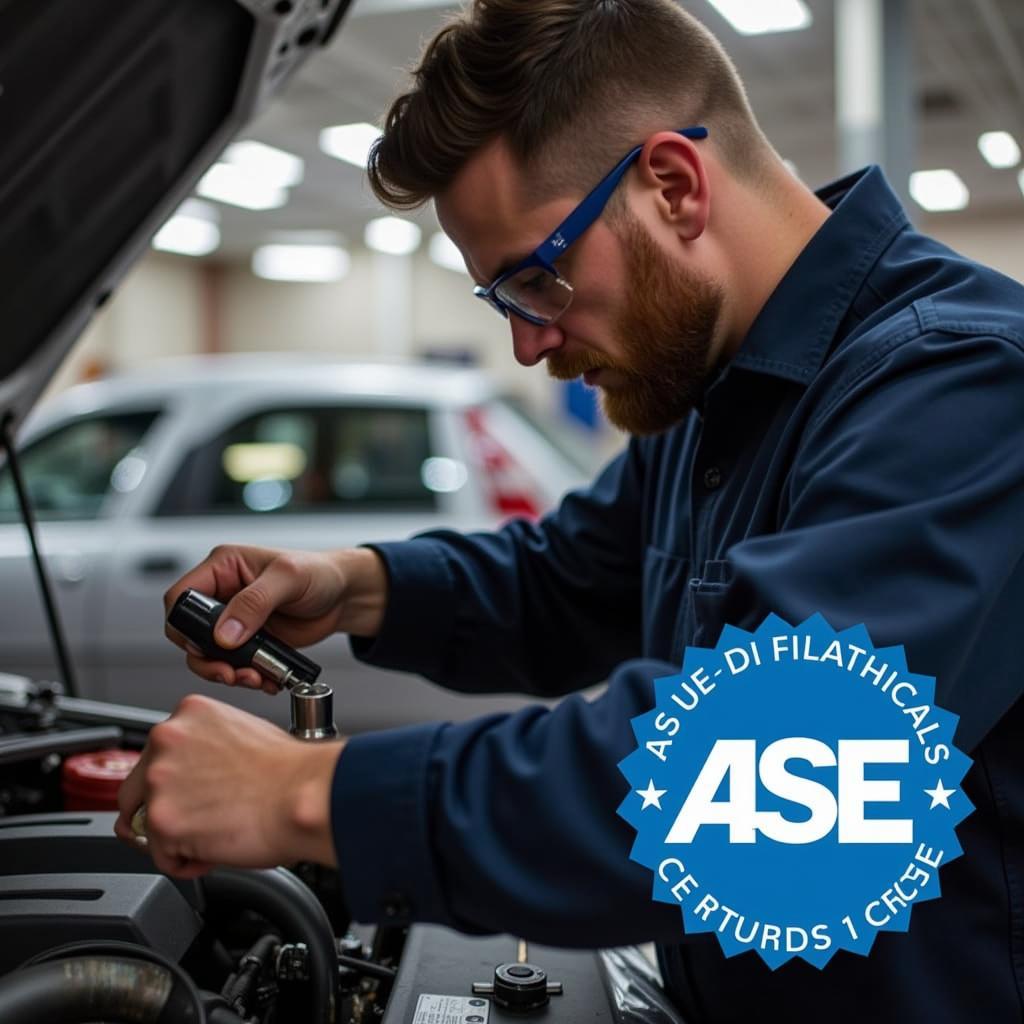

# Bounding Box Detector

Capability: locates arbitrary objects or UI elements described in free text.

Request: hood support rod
[2,416,78,698]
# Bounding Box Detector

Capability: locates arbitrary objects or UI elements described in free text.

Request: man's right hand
[163,545,388,692]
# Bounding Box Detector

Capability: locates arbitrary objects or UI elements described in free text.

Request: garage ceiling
[206,0,1024,258]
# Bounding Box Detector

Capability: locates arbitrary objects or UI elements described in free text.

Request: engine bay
[0,672,678,1024]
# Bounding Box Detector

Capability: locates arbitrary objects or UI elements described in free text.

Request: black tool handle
[167,589,321,687]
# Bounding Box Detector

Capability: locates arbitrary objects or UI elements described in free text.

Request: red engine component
[61,749,141,812]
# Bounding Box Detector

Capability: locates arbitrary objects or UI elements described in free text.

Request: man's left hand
[114,693,343,878]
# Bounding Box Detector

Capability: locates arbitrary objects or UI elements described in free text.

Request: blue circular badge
[617,613,973,969]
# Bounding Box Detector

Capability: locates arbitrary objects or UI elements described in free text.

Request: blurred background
[45,0,1024,410]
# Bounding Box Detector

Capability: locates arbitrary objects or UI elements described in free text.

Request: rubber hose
[202,866,336,1023]
[221,932,279,1008]
[201,991,249,1024]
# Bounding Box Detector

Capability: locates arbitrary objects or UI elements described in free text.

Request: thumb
[214,584,273,648]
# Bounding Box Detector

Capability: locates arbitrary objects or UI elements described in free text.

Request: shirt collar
[729,165,911,385]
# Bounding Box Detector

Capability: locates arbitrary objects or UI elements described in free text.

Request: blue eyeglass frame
[473,126,709,325]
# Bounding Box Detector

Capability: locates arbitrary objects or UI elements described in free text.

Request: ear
[632,131,710,241]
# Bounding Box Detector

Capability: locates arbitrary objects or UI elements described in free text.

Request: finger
[115,752,152,848]
[167,858,214,880]
[148,841,188,877]
[153,844,212,878]
[114,814,144,846]
[144,824,215,879]
[129,805,149,839]
[213,556,311,650]
[183,654,262,688]
[116,749,149,819]
[163,561,224,619]
[184,652,238,685]
[165,632,220,665]
[164,556,240,650]
[182,653,266,689]
[163,544,272,618]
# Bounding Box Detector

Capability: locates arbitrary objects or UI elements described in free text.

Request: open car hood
[0,0,352,443]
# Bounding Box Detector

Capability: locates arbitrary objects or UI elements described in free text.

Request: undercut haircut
[367,0,779,211]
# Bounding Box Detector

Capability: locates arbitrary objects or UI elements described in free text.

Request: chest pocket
[641,546,690,663]
[683,558,734,650]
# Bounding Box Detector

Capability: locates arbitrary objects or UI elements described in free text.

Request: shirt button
[703,466,722,490]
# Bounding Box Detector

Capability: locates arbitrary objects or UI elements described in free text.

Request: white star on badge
[637,779,667,811]
[924,780,956,810]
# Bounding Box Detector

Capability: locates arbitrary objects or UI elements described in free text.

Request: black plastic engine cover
[0,811,205,911]
[0,872,201,975]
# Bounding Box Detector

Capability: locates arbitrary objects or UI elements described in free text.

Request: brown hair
[367,0,777,211]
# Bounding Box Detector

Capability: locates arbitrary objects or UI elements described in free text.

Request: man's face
[437,140,724,435]
[546,207,724,434]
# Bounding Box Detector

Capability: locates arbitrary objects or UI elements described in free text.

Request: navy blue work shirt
[331,166,1024,1022]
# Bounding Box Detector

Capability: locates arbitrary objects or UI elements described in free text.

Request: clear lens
[496,266,573,323]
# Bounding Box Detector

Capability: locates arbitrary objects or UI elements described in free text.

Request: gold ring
[130,804,149,845]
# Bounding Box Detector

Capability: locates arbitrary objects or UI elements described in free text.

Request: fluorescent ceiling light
[153,215,220,256]
[429,232,468,274]
[978,131,1021,169]
[705,0,811,35]
[364,216,422,255]
[153,199,221,256]
[909,169,970,212]
[319,122,382,167]
[222,140,305,187]
[197,164,288,211]
[252,244,350,282]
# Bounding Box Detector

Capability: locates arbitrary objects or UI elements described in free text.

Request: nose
[509,316,565,367]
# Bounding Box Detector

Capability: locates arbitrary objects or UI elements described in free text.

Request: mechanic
[115,1,1024,1020]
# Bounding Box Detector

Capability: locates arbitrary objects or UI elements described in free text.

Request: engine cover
[0,872,202,975]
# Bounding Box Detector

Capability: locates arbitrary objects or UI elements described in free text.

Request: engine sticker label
[617,613,974,969]
[412,994,490,1024]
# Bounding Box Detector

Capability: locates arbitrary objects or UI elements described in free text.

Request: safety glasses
[473,126,708,325]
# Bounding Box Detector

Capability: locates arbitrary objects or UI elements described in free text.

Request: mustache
[545,349,611,381]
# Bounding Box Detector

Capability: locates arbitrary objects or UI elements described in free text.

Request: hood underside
[0,0,352,445]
